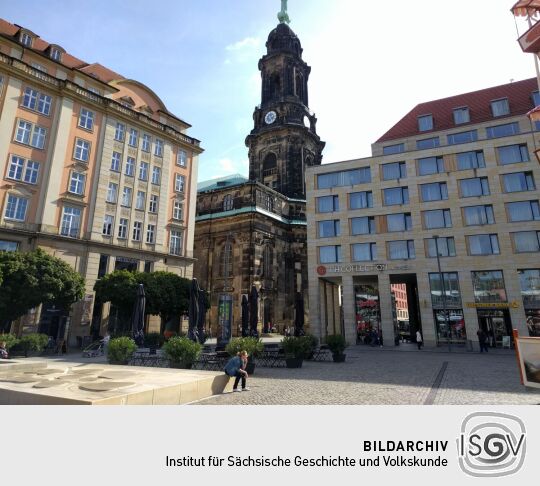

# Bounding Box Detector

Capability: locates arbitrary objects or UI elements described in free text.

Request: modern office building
[0,19,202,343]
[307,78,540,347]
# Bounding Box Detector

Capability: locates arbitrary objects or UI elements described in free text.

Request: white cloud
[226,37,260,51]
[210,157,250,179]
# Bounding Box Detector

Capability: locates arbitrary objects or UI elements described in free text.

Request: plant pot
[285,357,303,368]
[332,353,346,363]
[246,361,256,375]
[170,361,192,369]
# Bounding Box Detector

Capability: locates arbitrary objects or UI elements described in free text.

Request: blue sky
[2,0,537,181]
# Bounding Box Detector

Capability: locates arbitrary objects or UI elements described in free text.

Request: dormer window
[453,107,470,125]
[20,32,33,47]
[417,114,433,132]
[491,98,509,117]
[50,48,61,61]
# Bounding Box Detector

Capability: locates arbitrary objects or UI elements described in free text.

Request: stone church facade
[193,21,324,338]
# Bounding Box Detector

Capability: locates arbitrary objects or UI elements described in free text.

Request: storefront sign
[317,263,410,275]
[466,301,519,309]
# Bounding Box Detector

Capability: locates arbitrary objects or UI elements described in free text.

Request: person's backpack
[224,356,240,377]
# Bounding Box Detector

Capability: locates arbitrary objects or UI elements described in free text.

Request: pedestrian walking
[224,350,250,392]
[416,330,423,350]
[477,329,489,353]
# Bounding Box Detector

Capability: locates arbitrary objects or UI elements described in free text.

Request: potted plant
[18,333,49,357]
[108,336,137,365]
[325,334,348,362]
[225,337,264,374]
[282,336,310,368]
[163,336,202,369]
[303,334,319,360]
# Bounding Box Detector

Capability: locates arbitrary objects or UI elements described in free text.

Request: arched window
[295,73,304,101]
[263,153,277,175]
[220,242,233,278]
[270,73,281,99]
[223,194,233,211]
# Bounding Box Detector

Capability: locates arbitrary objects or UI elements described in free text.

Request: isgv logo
[457,412,526,477]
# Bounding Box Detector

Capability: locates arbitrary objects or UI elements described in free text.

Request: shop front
[519,269,540,337]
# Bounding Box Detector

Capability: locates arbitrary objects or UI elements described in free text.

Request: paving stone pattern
[194,346,540,405]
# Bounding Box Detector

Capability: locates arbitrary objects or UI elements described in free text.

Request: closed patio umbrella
[188,278,200,341]
[196,285,207,343]
[131,284,146,346]
[241,294,249,337]
[294,292,305,336]
[249,285,259,337]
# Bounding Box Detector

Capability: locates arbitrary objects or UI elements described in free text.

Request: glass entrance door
[477,309,512,347]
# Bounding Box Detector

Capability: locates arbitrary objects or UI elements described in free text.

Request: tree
[93,270,138,319]
[0,249,85,332]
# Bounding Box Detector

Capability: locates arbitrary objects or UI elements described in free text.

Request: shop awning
[512,0,540,17]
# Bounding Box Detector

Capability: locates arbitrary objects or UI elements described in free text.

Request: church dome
[266,23,302,57]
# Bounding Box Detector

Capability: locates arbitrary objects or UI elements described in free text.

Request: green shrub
[107,337,137,364]
[325,334,348,355]
[282,336,311,359]
[144,332,164,348]
[0,333,19,350]
[19,333,49,356]
[225,337,264,358]
[163,337,202,368]
[304,334,319,358]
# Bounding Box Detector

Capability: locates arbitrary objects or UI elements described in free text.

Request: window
[155,139,164,157]
[106,182,118,203]
[423,209,452,229]
[497,144,529,165]
[118,218,128,239]
[507,201,540,222]
[418,156,444,176]
[418,114,433,131]
[426,237,456,257]
[472,270,507,304]
[429,272,462,307]
[463,205,495,225]
[4,195,28,221]
[7,155,39,184]
[352,243,377,261]
[388,240,415,260]
[416,137,440,150]
[318,220,340,238]
[114,122,125,141]
[132,222,142,241]
[264,195,274,212]
[177,150,187,167]
[125,157,135,177]
[151,166,161,185]
[383,143,404,155]
[173,200,184,220]
[457,150,485,170]
[486,122,519,139]
[128,128,138,147]
[142,134,151,152]
[453,107,470,125]
[491,98,510,117]
[111,151,121,172]
[518,269,540,312]
[69,172,85,195]
[502,172,535,192]
[146,224,155,244]
[31,62,47,74]
[60,206,81,237]
[513,231,540,252]
[74,139,90,162]
[102,215,114,236]
[0,240,19,252]
[223,194,233,211]
[383,187,409,205]
[420,182,448,202]
[122,187,132,207]
[78,108,94,130]
[15,120,46,149]
[175,174,185,192]
[319,245,342,263]
[136,191,145,210]
[468,234,500,255]
[170,230,183,255]
[447,130,477,145]
[20,32,32,46]
[149,194,158,213]
[382,162,407,180]
[317,195,339,212]
[350,216,375,235]
[533,91,540,107]
[349,191,372,209]
[387,213,412,232]
[139,162,148,181]
[317,167,371,189]
[460,177,490,197]
[22,87,51,115]
[50,48,61,61]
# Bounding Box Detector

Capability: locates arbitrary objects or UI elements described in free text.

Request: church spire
[278,0,291,24]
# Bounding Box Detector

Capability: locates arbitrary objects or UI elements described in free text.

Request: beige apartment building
[307,78,540,348]
[0,19,202,344]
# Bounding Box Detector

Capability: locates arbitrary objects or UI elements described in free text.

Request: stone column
[341,275,356,345]
[417,272,436,347]
[378,272,395,347]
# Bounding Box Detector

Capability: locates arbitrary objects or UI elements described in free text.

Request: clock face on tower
[264,110,277,124]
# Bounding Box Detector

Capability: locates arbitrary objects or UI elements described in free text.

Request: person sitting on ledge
[224,350,250,392]
[0,341,9,359]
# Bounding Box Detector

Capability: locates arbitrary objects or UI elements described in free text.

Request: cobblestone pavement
[193,345,540,405]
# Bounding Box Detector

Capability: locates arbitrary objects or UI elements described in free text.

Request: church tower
[246,10,325,198]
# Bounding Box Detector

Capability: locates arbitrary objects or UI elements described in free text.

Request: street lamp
[433,235,451,352]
